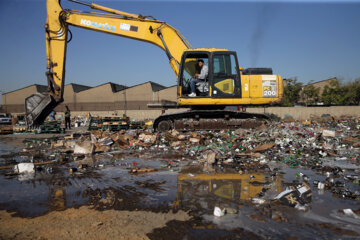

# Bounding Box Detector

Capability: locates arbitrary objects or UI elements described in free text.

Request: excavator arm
[25,0,191,127]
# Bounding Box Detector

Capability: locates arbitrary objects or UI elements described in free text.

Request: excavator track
[153,110,270,131]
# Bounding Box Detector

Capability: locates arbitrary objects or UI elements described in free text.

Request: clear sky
[1,0,360,99]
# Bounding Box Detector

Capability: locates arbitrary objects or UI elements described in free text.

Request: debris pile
[88,116,130,131]
[274,182,312,209]
[1,115,359,210]
[38,120,63,134]
[0,125,13,134]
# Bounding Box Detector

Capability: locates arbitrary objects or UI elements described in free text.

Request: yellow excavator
[25,0,284,131]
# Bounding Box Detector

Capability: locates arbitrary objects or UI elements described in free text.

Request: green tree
[321,78,351,105]
[321,85,332,105]
[303,83,320,105]
[346,78,360,105]
[282,78,303,106]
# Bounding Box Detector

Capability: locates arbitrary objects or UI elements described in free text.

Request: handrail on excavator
[68,0,146,19]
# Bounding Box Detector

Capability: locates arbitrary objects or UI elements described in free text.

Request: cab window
[180,53,209,97]
[212,54,238,96]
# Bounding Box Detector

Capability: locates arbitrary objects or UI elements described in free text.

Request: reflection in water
[174,166,282,212]
[49,187,66,211]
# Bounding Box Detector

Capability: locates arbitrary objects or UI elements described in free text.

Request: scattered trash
[14,163,35,174]
[138,133,156,144]
[225,207,238,214]
[98,137,114,146]
[189,138,200,144]
[295,204,309,211]
[213,206,226,217]
[129,168,157,174]
[322,130,336,137]
[342,209,360,219]
[252,197,266,205]
[69,167,78,174]
[171,141,182,147]
[252,143,275,152]
[274,183,312,208]
[145,120,153,126]
[206,151,216,164]
[74,141,95,155]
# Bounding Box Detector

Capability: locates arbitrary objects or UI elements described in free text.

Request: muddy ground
[0,206,190,240]
[0,121,359,239]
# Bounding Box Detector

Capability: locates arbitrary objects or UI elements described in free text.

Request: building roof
[3,81,168,97]
[149,81,166,92]
[90,82,127,93]
[111,83,127,92]
[120,81,166,92]
[3,84,47,95]
[156,85,177,92]
[305,77,337,86]
[66,83,92,93]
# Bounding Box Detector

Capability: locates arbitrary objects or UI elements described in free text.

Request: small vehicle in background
[0,113,12,125]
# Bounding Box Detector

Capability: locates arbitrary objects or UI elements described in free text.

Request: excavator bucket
[25,92,59,127]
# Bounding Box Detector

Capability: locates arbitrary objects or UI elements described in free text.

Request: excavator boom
[26,0,191,127]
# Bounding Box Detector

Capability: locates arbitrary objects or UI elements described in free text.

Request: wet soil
[0,206,190,240]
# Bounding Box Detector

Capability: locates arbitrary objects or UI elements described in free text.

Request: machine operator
[189,59,208,97]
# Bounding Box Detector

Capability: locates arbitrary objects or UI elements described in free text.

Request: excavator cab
[178,49,241,100]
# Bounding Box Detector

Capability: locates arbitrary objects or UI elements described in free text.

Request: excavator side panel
[177,74,283,106]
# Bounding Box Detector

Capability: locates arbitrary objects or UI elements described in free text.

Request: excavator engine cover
[25,92,59,127]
